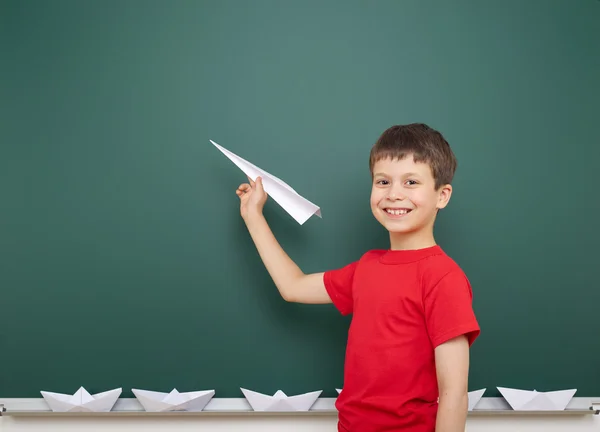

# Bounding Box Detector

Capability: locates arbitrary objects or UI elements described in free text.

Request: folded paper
[468,388,486,410]
[40,386,121,412]
[211,140,321,225]
[132,388,215,412]
[241,388,322,411]
[497,387,577,410]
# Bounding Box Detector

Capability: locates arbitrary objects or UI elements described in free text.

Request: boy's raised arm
[236,176,331,304]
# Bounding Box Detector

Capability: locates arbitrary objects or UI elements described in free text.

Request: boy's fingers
[246,175,255,187]
[237,183,250,194]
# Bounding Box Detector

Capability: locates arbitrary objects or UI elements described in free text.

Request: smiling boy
[235,123,480,432]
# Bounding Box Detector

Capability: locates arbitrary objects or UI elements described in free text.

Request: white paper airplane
[240,388,322,411]
[210,140,322,225]
[497,387,577,410]
[40,386,121,412]
[132,388,215,412]
[468,388,486,410]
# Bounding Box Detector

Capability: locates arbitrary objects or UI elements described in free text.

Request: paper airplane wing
[211,140,321,225]
[266,179,321,224]
[210,140,297,193]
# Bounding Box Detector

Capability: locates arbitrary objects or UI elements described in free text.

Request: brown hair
[369,123,457,189]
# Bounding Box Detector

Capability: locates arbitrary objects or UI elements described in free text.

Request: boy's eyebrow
[373,172,421,177]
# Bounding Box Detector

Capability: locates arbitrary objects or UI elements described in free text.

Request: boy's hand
[234,175,331,305]
[236,176,268,221]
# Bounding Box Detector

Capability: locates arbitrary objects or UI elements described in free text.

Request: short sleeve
[323,261,358,315]
[424,268,480,348]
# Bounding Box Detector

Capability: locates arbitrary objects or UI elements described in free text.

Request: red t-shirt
[323,245,480,432]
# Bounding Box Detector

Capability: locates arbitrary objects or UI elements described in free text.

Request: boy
[235,123,480,432]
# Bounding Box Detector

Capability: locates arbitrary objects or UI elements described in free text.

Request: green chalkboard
[1,0,599,398]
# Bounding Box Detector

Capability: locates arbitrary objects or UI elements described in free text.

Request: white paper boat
[211,140,322,225]
[497,387,577,410]
[132,388,215,412]
[468,388,486,410]
[40,386,121,412]
[241,388,322,411]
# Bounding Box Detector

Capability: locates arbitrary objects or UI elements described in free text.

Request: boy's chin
[375,219,414,234]
[386,226,415,234]
[376,216,425,234]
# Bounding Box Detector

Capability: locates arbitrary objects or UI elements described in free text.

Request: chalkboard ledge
[1,398,598,417]
[1,408,598,417]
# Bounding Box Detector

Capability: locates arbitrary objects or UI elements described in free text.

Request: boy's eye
[405,180,418,185]
[376,179,389,185]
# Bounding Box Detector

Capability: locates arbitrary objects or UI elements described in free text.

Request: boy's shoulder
[420,246,464,272]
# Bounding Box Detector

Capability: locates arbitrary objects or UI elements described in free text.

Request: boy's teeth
[386,209,409,215]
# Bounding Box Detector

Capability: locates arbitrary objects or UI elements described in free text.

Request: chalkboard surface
[1,0,598,398]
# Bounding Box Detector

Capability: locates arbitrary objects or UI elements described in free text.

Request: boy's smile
[370,155,452,249]
[383,207,412,218]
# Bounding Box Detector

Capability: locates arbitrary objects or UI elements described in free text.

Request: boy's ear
[436,184,452,209]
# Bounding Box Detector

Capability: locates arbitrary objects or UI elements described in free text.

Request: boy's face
[370,155,452,243]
